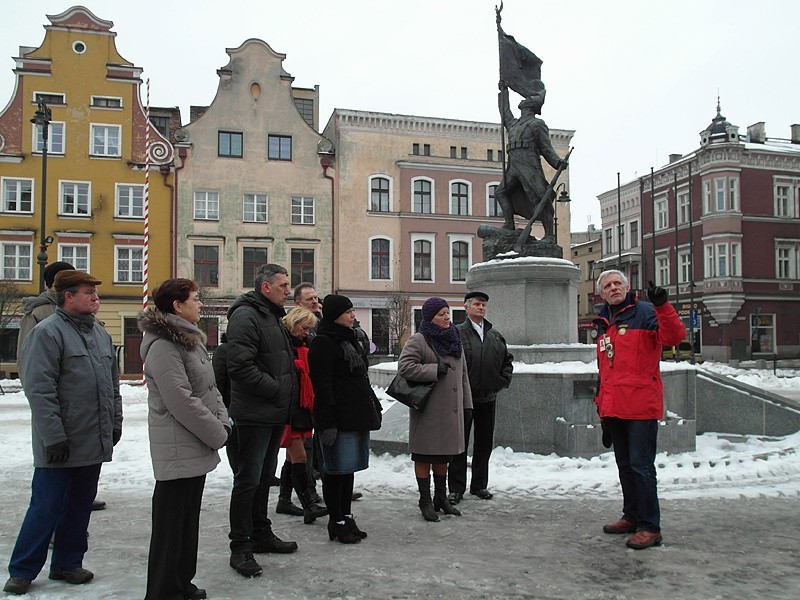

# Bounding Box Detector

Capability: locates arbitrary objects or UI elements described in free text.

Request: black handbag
[386,373,436,412]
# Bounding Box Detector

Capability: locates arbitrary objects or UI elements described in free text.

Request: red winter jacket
[593,293,686,420]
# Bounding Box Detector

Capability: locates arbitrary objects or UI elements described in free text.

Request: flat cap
[464,291,489,302]
[53,270,102,291]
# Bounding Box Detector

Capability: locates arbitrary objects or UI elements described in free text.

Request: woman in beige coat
[139,278,230,600]
[397,297,472,522]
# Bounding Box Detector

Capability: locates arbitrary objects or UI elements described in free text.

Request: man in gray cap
[448,291,513,504]
[4,271,122,596]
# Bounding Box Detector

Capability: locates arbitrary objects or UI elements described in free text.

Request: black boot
[327,520,361,544]
[433,474,462,516]
[292,462,328,524]
[276,461,303,516]
[345,515,367,539]
[416,477,439,522]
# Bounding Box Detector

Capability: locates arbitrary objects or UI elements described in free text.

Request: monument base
[477,225,562,261]
[466,257,581,346]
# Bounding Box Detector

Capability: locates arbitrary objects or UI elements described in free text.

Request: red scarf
[294,345,314,411]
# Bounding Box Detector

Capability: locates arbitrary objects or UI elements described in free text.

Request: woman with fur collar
[138,279,230,600]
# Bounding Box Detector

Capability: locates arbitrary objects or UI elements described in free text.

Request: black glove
[46,440,70,464]
[647,280,668,307]
[437,361,451,378]
[601,420,612,449]
[112,429,122,446]
[463,408,473,423]
[320,427,338,447]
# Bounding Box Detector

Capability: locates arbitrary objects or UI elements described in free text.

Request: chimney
[669,153,683,164]
[747,122,765,144]
[791,124,800,144]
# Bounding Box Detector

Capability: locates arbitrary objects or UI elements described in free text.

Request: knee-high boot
[276,461,303,516]
[416,477,439,522]
[290,463,328,524]
[433,474,461,516]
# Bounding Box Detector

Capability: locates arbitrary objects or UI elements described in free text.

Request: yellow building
[0,6,174,375]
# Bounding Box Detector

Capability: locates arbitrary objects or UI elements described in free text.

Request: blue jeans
[228,424,283,552]
[607,419,660,532]
[8,464,101,580]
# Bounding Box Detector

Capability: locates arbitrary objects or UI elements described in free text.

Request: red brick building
[598,103,800,361]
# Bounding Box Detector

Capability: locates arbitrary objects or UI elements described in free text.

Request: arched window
[412,178,433,213]
[370,237,391,280]
[370,176,390,212]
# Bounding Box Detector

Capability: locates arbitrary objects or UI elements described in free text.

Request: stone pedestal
[369,257,698,458]
[466,257,580,345]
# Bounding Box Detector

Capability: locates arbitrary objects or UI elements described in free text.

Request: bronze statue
[494,3,568,244]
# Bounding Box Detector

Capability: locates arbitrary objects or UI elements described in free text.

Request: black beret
[464,291,489,302]
[43,261,74,288]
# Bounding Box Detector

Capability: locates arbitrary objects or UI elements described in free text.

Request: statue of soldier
[494,6,568,243]
[496,80,567,241]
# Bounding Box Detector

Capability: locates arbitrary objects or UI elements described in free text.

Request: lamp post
[30,99,52,293]
[553,183,571,247]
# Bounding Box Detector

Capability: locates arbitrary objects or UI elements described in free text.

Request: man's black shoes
[448,492,464,505]
[470,489,494,500]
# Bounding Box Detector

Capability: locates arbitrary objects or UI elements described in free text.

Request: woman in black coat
[308,295,382,544]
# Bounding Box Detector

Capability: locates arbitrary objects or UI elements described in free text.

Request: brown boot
[603,518,636,534]
[626,530,663,549]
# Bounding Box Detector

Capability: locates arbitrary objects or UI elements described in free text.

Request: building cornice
[332,108,574,144]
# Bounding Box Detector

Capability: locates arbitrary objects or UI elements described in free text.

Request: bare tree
[0,280,22,364]
[388,292,412,356]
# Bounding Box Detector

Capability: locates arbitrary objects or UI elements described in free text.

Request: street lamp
[30,99,52,292]
[553,183,571,247]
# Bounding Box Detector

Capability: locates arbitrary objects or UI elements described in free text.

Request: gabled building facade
[0,6,174,375]
[570,225,602,343]
[323,109,573,353]
[173,39,333,345]
[597,103,800,361]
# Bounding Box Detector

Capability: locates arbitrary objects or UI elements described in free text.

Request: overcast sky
[2,0,798,231]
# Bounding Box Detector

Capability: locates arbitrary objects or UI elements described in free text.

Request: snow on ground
[2,361,799,503]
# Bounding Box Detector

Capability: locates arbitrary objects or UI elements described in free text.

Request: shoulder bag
[386,334,440,412]
[386,373,435,412]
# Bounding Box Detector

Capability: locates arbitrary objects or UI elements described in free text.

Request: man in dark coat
[448,292,513,504]
[226,264,299,578]
[4,271,122,596]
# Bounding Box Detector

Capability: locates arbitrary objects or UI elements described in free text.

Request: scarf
[316,320,365,373]
[419,319,462,358]
[293,342,315,411]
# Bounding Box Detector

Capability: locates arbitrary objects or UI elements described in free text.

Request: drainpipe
[170,147,188,277]
[320,156,335,293]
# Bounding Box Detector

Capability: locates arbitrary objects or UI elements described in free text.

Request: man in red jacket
[593,270,685,549]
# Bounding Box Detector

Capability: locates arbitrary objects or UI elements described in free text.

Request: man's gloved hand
[464,408,473,423]
[437,361,451,378]
[320,427,338,447]
[46,440,70,464]
[647,280,668,307]
[112,429,122,446]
